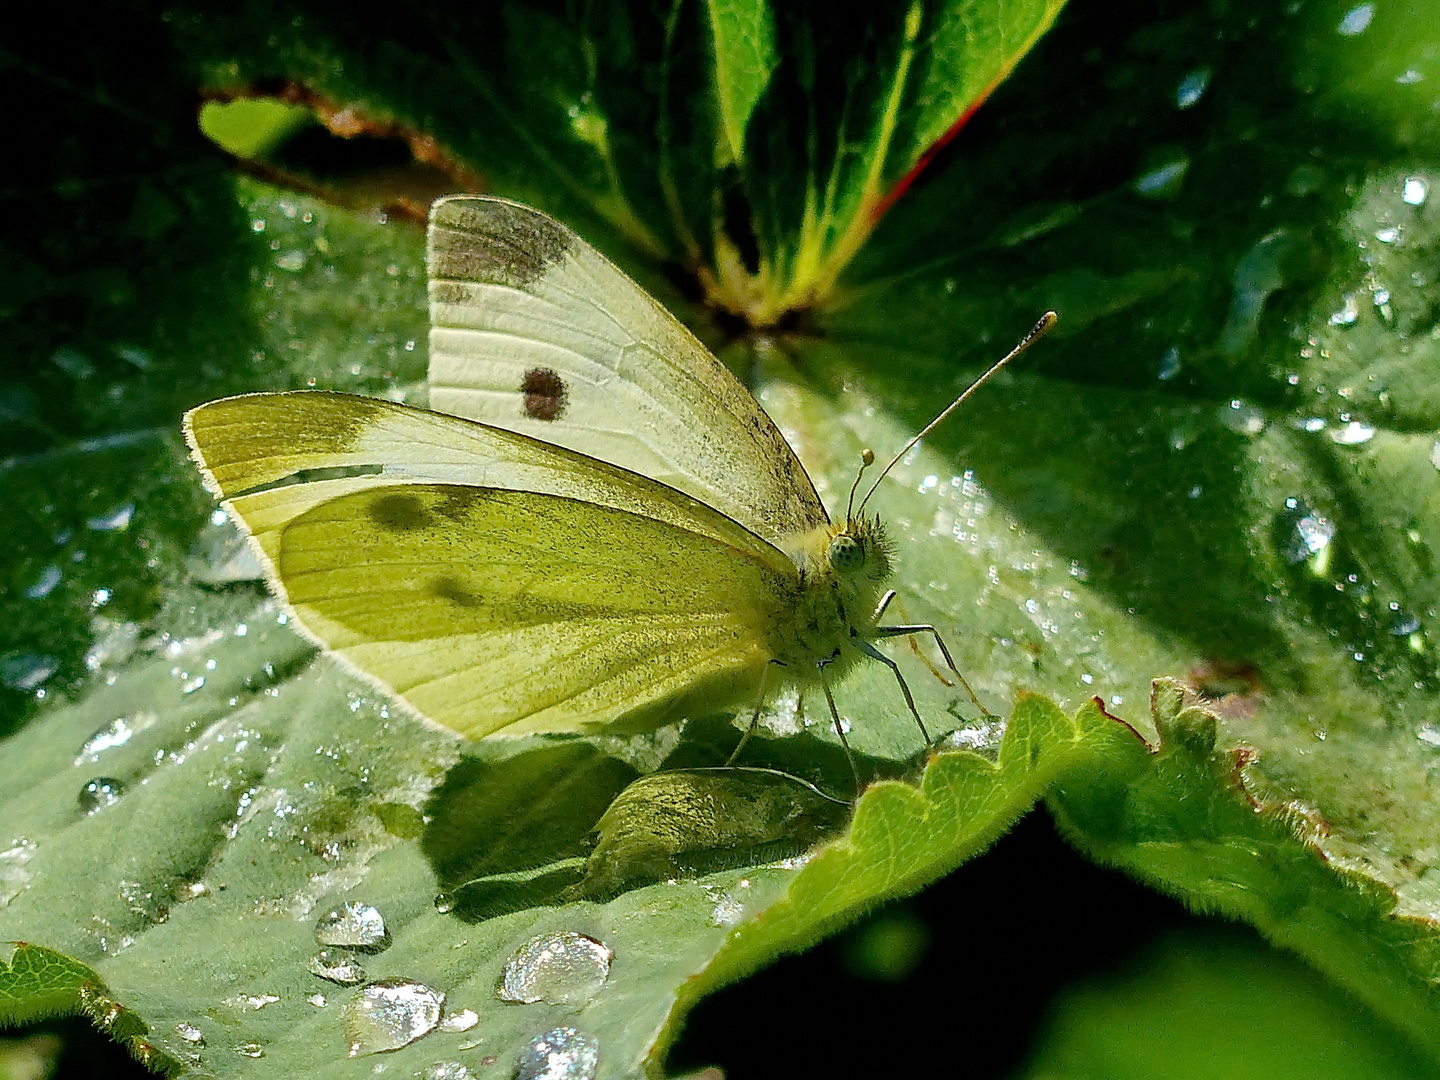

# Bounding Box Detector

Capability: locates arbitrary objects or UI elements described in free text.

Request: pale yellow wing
[266,484,791,736]
[426,195,829,545]
[183,391,799,736]
[184,391,781,567]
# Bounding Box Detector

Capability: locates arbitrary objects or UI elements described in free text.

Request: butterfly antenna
[857,311,1057,514]
[845,449,877,520]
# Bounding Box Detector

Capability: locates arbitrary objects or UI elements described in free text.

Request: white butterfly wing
[426,195,829,545]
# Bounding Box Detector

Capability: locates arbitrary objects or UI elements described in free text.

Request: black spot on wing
[432,575,483,607]
[428,198,573,288]
[368,492,432,531]
[521,367,568,421]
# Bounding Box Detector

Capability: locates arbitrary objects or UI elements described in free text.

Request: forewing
[264,485,793,737]
[426,195,829,543]
[184,391,781,568]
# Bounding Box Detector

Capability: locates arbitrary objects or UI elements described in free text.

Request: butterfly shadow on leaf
[422,742,639,922]
[421,716,871,919]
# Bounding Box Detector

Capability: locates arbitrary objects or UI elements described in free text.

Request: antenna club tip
[1028,311,1058,341]
[861,448,875,466]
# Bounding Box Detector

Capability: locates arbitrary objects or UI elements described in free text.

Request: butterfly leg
[854,636,932,745]
[872,589,899,622]
[872,621,987,715]
[726,659,785,766]
[816,659,862,796]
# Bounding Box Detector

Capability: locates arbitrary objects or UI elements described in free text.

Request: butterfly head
[824,515,894,613]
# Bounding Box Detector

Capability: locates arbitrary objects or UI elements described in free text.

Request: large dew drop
[517,1027,599,1080]
[342,979,445,1056]
[314,900,390,951]
[498,931,613,1006]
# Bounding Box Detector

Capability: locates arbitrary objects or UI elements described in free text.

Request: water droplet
[315,901,390,951]
[709,892,746,927]
[1175,67,1211,108]
[78,777,126,814]
[307,949,367,985]
[1418,725,1440,748]
[1157,346,1181,381]
[1133,158,1189,198]
[85,502,134,532]
[234,1043,265,1058]
[1336,3,1373,35]
[25,564,61,599]
[342,979,445,1056]
[1280,500,1336,564]
[1404,178,1429,206]
[1329,292,1360,326]
[76,713,153,764]
[420,1063,473,1080]
[441,1008,479,1033]
[222,993,280,1010]
[0,838,39,905]
[516,1027,599,1080]
[1219,230,1306,354]
[941,719,1007,755]
[1329,420,1375,445]
[1389,610,1422,636]
[434,891,455,914]
[116,346,151,370]
[51,347,95,379]
[1286,164,1326,196]
[187,516,264,584]
[175,1022,205,1046]
[499,932,613,1006]
[1,653,58,691]
[1219,400,1265,436]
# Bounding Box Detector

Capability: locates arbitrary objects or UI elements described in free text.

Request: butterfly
[185,195,1054,781]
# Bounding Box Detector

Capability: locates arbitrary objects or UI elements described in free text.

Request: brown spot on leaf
[521,367,568,421]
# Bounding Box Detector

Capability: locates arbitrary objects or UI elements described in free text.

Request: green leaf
[1052,680,1440,1061]
[0,624,1138,1075]
[8,0,1440,1074]
[706,0,778,168]
[1018,927,1438,1080]
[0,943,181,1075]
[0,944,99,1025]
[686,696,1148,1003]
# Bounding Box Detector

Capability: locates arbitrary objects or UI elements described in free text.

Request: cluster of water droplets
[261,900,616,1076]
[490,929,615,1078]
[246,192,422,389]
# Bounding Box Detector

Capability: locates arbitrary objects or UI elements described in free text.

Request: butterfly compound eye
[828,534,865,573]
